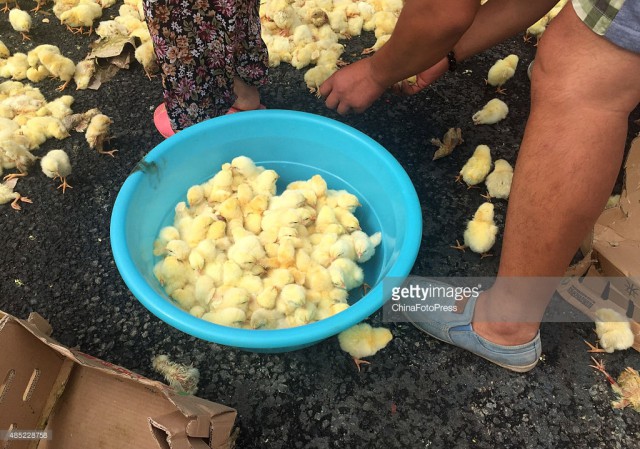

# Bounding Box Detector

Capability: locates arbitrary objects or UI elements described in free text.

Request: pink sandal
[153,103,175,138]
[154,103,267,138]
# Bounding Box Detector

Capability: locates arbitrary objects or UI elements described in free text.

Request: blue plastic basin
[110,110,421,352]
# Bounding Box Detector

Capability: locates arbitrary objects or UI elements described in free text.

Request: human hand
[391,57,449,96]
[319,59,388,115]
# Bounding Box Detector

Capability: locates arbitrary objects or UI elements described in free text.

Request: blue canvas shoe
[402,281,542,373]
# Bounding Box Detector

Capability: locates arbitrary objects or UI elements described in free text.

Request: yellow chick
[329,235,357,262]
[134,40,158,79]
[525,15,549,45]
[86,113,117,156]
[26,45,59,67]
[172,285,197,310]
[3,53,29,80]
[74,59,96,90]
[165,239,191,262]
[486,54,519,94]
[210,287,250,311]
[304,64,337,95]
[26,65,51,83]
[458,144,492,186]
[36,95,74,119]
[250,169,279,196]
[60,0,103,34]
[268,189,306,211]
[24,116,70,140]
[328,257,364,291]
[315,205,345,235]
[292,23,315,47]
[0,178,32,210]
[249,308,282,329]
[484,159,513,200]
[311,232,339,266]
[40,149,72,193]
[472,98,508,125]
[323,189,361,212]
[276,283,306,315]
[256,284,279,309]
[95,19,129,38]
[9,9,32,41]
[40,52,76,91]
[372,11,397,39]
[593,308,635,353]
[202,308,246,327]
[347,16,364,38]
[1,137,36,179]
[287,174,327,198]
[351,230,382,263]
[0,40,10,58]
[228,235,266,270]
[189,239,219,271]
[153,255,191,294]
[334,207,361,232]
[194,275,216,306]
[153,225,181,256]
[338,323,393,371]
[454,202,498,257]
[305,264,334,293]
[287,303,317,327]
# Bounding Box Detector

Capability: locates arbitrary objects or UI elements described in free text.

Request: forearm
[369,0,480,87]
[454,0,560,62]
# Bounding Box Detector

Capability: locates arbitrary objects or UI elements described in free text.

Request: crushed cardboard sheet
[84,36,137,89]
[558,137,640,352]
[0,311,237,449]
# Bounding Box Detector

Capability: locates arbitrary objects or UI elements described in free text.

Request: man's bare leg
[472,4,640,345]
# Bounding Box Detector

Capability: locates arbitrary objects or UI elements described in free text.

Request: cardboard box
[0,311,238,449]
[557,136,640,351]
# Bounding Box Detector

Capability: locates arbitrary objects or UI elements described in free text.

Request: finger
[336,103,350,115]
[318,79,332,98]
[324,92,340,111]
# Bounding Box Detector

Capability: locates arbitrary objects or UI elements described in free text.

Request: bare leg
[472,5,640,344]
[231,77,261,111]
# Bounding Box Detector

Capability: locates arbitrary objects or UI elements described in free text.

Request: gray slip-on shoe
[402,280,542,373]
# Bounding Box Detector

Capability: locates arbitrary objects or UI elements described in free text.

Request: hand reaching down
[391,57,449,96]
[318,59,388,115]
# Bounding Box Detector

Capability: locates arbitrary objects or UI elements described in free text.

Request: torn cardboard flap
[0,312,237,449]
[558,137,640,352]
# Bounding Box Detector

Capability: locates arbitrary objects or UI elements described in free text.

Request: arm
[398,0,560,95]
[319,0,480,115]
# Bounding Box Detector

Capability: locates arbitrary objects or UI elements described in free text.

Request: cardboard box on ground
[0,311,238,449]
[557,136,640,352]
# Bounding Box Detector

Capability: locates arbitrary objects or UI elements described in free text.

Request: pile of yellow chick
[0,78,114,208]
[153,156,382,330]
[2,0,153,89]
[259,0,403,91]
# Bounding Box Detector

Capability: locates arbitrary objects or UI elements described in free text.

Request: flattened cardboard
[0,312,237,449]
[557,267,640,351]
[558,137,640,352]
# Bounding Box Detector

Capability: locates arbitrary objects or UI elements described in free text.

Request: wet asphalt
[1,6,640,449]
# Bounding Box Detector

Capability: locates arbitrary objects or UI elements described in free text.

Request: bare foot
[231,77,261,111]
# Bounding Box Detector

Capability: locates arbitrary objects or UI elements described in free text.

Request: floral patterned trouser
[143,0,269,131]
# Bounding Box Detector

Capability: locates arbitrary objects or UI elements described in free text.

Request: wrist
[366,55,395,89]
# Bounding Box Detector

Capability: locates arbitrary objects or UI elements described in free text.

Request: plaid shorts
[572,0,640,53]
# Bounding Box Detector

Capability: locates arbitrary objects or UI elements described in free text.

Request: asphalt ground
[1,5,640,448]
